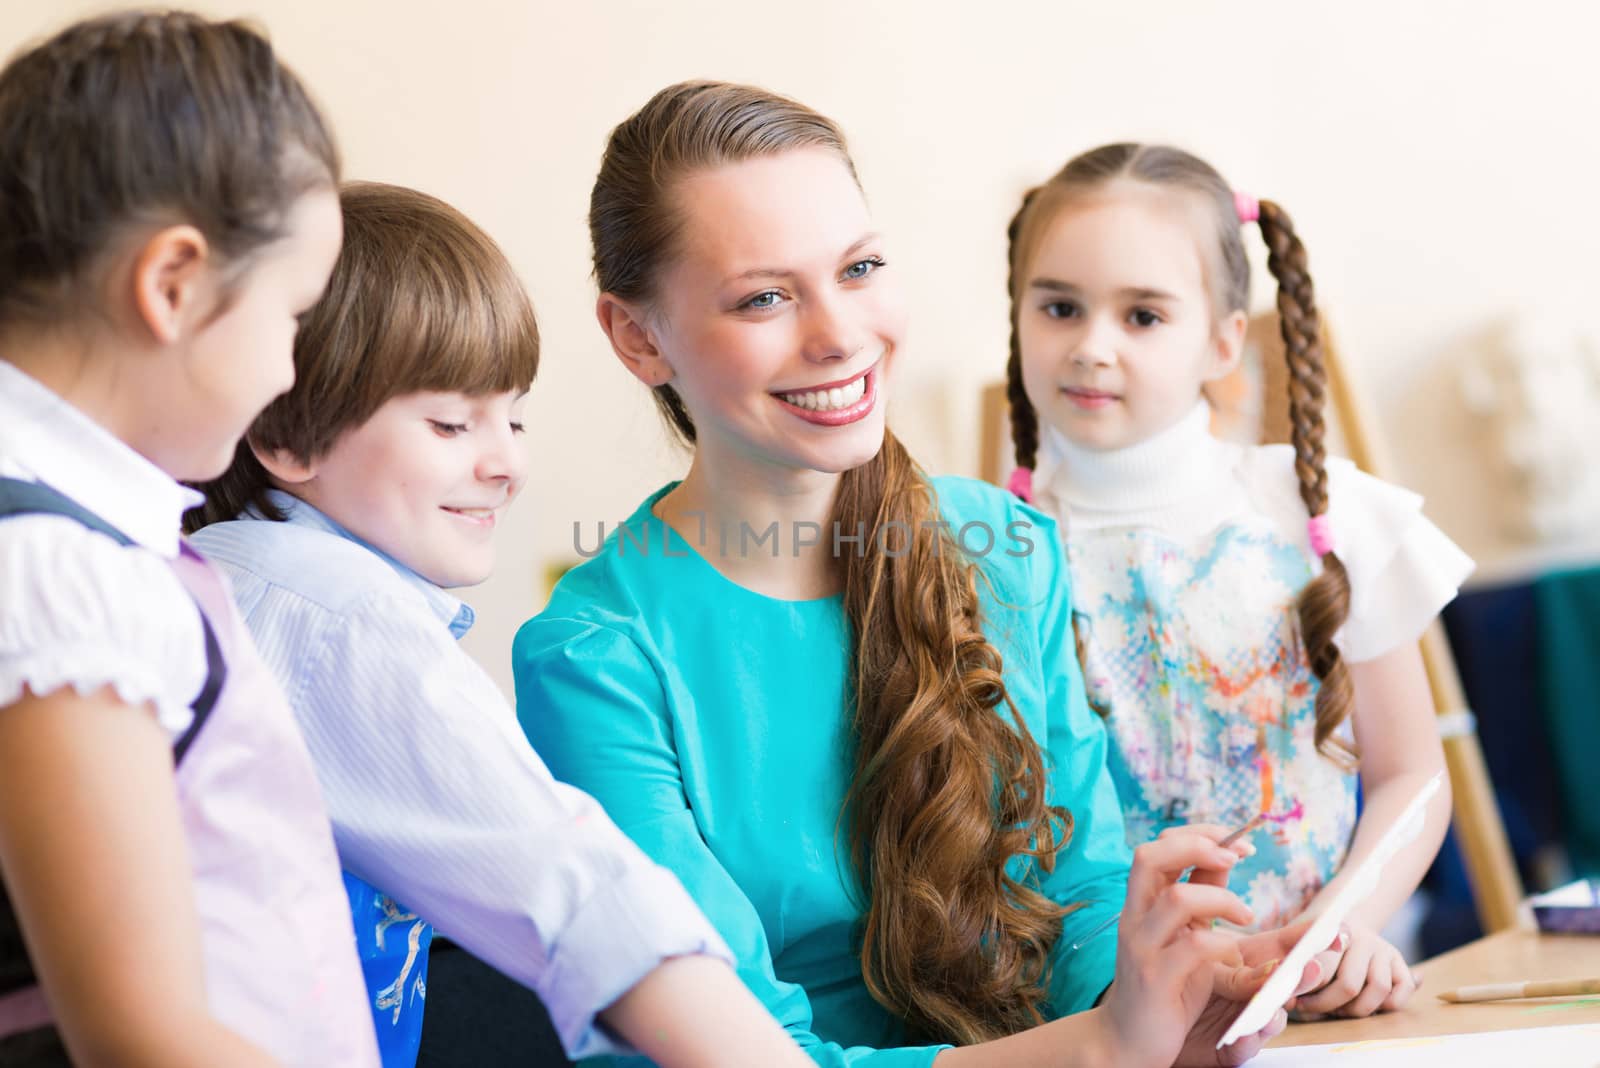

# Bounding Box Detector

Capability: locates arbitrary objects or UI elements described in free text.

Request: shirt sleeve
[1324,458,1475,662]
[1242,447,1475,663]
[294,591,730,1061]
[1025,511,1132,1018]
[514,617,948,1068]
[0,515,202,736]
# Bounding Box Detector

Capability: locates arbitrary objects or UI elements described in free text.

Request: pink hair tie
[1233,191,1260,225]
[1007,466,1035,503]
[1307,514,1335,557]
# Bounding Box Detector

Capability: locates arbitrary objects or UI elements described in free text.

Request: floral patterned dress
[1034,402,1472,930]
[1068,519,1355,929]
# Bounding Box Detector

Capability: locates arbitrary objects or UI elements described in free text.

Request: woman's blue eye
[744,290,781,310]
[1043,301,1079,319]
[1129,308,1161,327]
[429,421,467,437]
[843,256,885,281]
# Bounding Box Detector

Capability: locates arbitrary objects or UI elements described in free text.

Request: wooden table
[1270,930,1600,1047]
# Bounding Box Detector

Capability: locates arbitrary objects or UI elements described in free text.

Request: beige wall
[7,1,1598,694]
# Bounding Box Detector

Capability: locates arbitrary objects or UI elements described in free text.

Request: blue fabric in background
[1533,567,1600,876]
[345,871,433,1068]
[1431,580,1564,955]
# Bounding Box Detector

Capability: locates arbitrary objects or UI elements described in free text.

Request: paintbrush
[1069,813,1264,952]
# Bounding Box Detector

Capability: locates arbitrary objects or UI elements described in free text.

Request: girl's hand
[1292,923,1419,1018]
[1099,829,1257,1065]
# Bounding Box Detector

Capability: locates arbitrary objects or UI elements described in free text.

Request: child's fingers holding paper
[1378,954,1419,1013]
[1333,935,1412,1017]
[1298,926,1350,1005]
[1297,928,1379,1014]
[1338,961,1395,1018]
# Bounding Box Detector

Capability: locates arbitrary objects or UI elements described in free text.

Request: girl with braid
[1003,144,1470,1019]
[516,86,1330,1068]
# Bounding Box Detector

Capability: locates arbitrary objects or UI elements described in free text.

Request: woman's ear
[1204,309,1249,382]
[250,437,316,485]
[129,224,212,344]
[596,293,675,387]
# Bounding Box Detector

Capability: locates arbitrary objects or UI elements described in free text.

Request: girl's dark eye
[429,421,467,437]
[509,421,526,435]
[1130,308,1161,327]
[1043,301,1079,319]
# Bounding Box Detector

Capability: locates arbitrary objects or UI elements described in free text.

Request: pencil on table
[1437,977,1600,1003]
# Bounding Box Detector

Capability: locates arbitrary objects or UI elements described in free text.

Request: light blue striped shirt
[190,492,733,1060]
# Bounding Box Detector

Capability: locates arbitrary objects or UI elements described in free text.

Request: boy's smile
[280,389,527,588]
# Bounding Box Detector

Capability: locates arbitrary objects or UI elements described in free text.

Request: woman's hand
[1172,920,1339,1066]
[940,829,1333,1068]
[1098,828,1257,1066]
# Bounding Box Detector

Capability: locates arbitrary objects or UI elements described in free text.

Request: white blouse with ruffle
[0,360,205,738]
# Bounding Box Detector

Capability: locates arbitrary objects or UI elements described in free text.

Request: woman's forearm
[932,1007,1114,1068]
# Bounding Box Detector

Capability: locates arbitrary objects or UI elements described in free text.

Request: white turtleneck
[1029,398,1473,663]
[1035,401,1260,546]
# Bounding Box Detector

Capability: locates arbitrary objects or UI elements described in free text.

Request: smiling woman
[582,92,1080,1045]
[599,144,902,489]
[512,81,1316,1068]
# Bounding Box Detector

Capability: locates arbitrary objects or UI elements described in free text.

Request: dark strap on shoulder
[174,612,224,763]
[0,477,225,756]
[0,477,134,545]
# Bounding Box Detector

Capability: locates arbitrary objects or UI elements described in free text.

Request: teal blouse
[513,476,1130,1067]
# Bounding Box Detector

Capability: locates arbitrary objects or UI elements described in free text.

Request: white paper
[1250,1023,1600,1066]
[1530,878,1600,907]
[1217,772,1445,1049]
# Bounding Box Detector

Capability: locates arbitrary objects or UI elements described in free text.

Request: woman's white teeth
[781,375,866,411]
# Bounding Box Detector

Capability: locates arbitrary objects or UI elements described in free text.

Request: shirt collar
[1039,400,1227,514]
[261,489,475,638]
[0,360,200,558]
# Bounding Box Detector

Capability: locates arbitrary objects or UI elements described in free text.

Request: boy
[188,183,809,1068]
